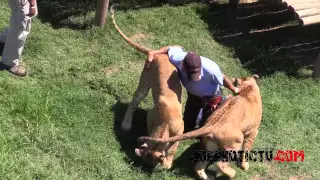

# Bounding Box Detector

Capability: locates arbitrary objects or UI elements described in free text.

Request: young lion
[110,5,184,168]
[138,75,263,179]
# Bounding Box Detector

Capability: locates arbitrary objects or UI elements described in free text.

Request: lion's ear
[159,155,165,163]
[253,74,259,80]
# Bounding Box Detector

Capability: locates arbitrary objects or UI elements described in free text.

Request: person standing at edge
[146,45,239,132]
[0,0,38,77]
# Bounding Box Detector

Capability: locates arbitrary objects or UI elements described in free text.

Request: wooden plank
[283,0,319,5]
[299,14,320,26]
[294,7,320,18]
[274,0,319,7]
[288,2,320,11]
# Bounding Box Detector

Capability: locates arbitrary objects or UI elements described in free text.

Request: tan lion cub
[110,5,184,169]
[138,75,263,179]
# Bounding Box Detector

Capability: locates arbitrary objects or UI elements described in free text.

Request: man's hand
[233,87,239,94]
[223,74,240,95]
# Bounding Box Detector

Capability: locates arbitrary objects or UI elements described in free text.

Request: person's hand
[144,51,155,71]
[233,87,240,95]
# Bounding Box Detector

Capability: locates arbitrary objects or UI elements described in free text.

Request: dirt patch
[289,175,313,180]
[289,176,305,180]
[264,162,281,179]
[250,175,267,180]
[129,33,153,42]
[130,33,147,40]
[101,66,119,76]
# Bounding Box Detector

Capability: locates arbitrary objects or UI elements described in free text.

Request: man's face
[182,62,201,82]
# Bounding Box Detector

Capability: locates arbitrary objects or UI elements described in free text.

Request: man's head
[183,52,202,81]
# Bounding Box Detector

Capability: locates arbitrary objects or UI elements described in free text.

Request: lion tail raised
[110,4,151,55]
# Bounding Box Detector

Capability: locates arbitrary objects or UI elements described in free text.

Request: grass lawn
[0,0,319,179]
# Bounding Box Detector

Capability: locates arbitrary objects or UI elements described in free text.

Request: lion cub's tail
[110,5,151,55]
[138,126,212,143]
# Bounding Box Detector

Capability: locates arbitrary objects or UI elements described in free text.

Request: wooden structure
[264,0,320,78]
[95,0,110,27]
[266,0,320,26]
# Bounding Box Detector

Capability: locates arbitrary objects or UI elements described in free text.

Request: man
[0,0,38,77]
[146,45,239,132]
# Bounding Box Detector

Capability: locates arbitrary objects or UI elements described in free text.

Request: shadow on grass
[37,0,96,30]
[111,100,230,179]
[111,100,156,175]
[36,0,169,30]
[172,142,231,180]
[196,2,320,78]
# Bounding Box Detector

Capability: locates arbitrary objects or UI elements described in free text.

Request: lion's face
[233,74,259,88]
[135,143,165,167]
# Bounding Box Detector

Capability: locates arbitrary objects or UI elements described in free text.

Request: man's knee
[183,106,202,131]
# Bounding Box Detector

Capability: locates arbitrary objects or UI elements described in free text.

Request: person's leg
[0,28,9,56]
[1,0,31,76]
[200,104,213,128]
[183,92,202,132]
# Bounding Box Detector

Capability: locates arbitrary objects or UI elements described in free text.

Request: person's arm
[28,0,38,18]
[147,45,182,62]
[223,74,239,94]
[28,0,36,6]
[144,45,183,70]
[205,59,237,94]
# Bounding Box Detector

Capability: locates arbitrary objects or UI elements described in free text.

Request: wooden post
[95,0,110,27]
[312,52,320,78]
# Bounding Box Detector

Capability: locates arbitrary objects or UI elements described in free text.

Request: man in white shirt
[146,45,239,132]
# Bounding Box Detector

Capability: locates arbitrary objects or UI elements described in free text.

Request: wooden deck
[267,0,320,26]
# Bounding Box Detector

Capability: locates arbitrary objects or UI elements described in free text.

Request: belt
[202,95,222,109]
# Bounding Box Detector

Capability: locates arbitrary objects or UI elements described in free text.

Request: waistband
[202,90,222,100]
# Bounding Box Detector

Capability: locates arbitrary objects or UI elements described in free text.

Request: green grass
[0,0,319,179]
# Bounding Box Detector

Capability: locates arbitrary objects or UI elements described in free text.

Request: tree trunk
[312,52,320,78]
[95,0,110,27]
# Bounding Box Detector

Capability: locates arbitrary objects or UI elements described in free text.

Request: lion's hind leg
[238,129,259,171]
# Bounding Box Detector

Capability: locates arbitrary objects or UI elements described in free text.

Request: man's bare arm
[147,45,182,61]
[223,74,239,94]
[28,0,38,17]
[144,45,182,70]
[28,0,36,6]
